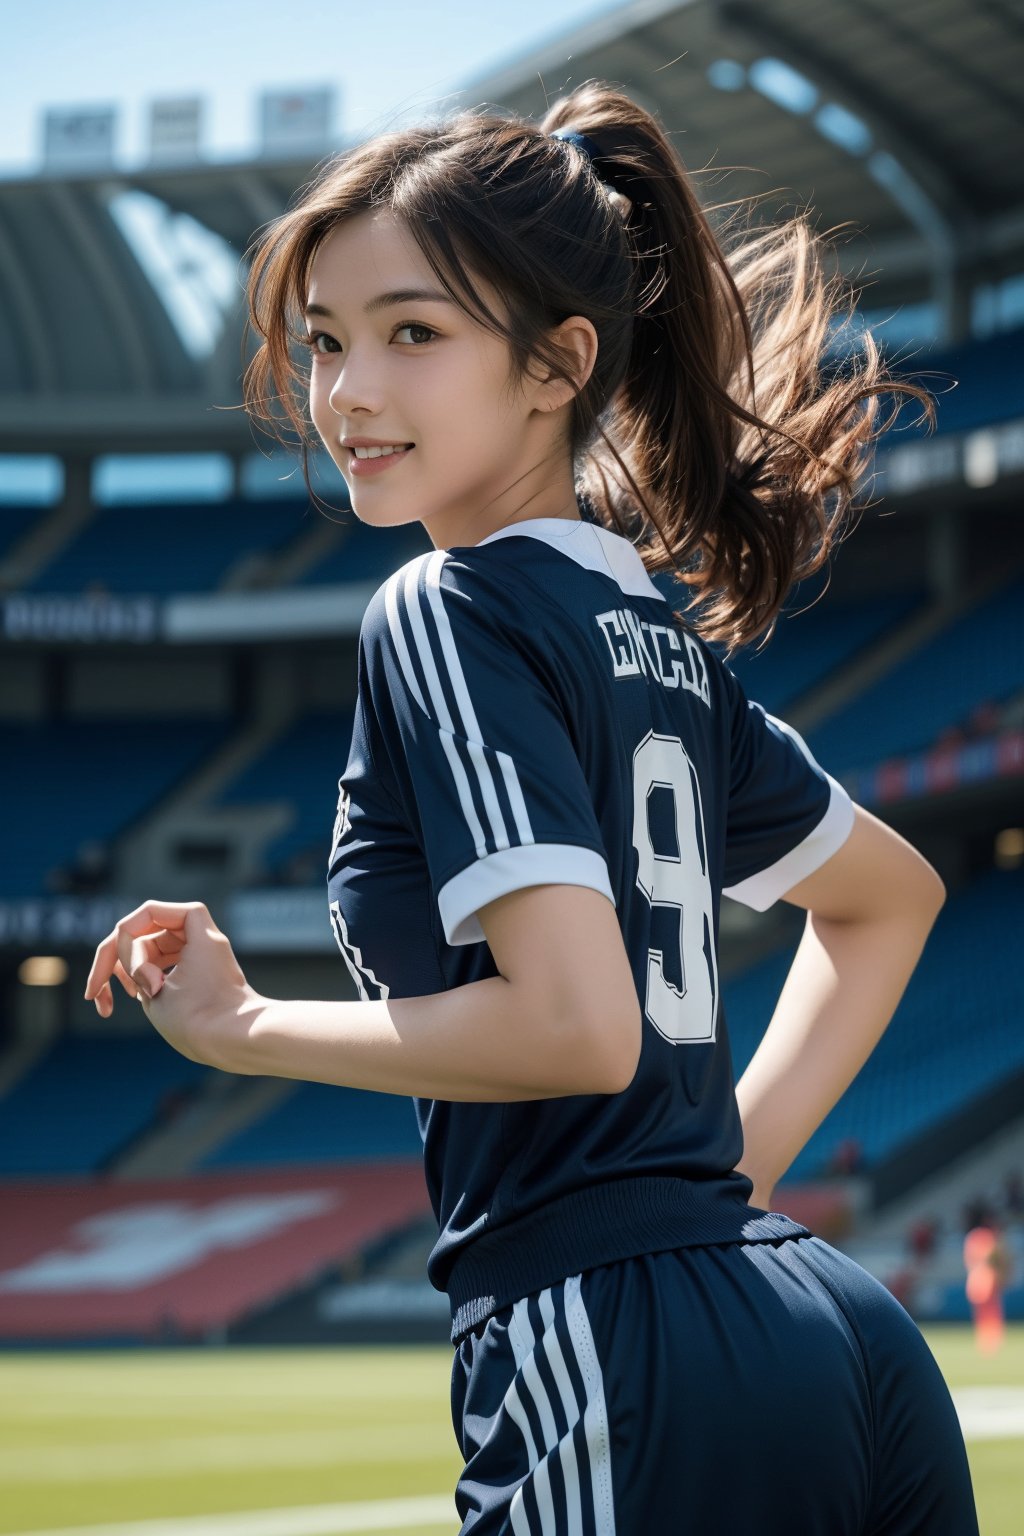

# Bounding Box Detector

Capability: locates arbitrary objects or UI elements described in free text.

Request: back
[327,515,855,1335]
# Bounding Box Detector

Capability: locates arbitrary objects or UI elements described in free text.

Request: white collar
[475,517,666,603]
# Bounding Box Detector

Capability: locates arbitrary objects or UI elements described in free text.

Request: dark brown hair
[242,82,935,650]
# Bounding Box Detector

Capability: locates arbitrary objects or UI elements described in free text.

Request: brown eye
[394,323,437,345]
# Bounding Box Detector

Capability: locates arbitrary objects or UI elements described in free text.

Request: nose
[327,347,384,418]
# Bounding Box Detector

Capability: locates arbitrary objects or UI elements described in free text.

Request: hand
[84,900,260,1069]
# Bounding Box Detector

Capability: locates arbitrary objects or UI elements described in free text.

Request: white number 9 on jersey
[631,732,718,1044]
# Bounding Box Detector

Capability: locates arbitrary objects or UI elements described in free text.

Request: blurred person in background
[964,1207,1013,1355]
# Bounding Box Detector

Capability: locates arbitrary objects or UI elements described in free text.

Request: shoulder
[359,545,525,660]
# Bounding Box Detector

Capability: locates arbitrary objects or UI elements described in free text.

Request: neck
[421,417,584,548]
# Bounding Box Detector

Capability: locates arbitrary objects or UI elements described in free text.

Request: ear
[533,315,599,413]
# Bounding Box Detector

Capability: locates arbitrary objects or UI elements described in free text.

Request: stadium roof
[470,0,1024,302]
[1,0,1022,457]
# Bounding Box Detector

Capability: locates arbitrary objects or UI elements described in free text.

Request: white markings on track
[953,1387,1024,1441]
[1,1494,457,1536]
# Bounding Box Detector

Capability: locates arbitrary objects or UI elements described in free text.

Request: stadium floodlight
[994,829,1024,870]
[18,956,68,987]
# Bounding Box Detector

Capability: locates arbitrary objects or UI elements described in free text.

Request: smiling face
[305,210,594,550]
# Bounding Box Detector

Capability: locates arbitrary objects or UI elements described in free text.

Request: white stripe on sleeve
[438,843,615,948]
[383,566,427,715]
[723,771,855,910]
[423,550,517,852]
[388,558,490,859]
[329,900,390,1002]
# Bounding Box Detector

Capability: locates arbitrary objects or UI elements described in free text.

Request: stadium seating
[214,709,356,878]
[27,497,313,594]
[720,590,925,716]
[0,1032,211,1175]
[1,717,230,897]
[804,575,1024,774]
[198,1081,424,1168]
[0,502,42,562]
[725,864,1024,1181]
[300,516,433,586]
[905,323,1024,435]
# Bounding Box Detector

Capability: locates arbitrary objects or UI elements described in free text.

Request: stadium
[1,0,1022,1531]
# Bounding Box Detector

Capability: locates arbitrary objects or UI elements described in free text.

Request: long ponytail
[542,84,936,651]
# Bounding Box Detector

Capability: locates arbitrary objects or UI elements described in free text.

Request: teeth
[352,444,409,459]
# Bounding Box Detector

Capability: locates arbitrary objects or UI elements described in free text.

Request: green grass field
[1,1326,1020,1535]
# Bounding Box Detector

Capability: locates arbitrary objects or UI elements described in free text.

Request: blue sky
[1,0,619,174]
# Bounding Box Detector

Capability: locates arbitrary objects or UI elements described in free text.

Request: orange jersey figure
[963,1225,1011,1354]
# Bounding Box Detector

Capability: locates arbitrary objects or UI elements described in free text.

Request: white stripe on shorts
[502,1280,616,1535]
[563,1276,616,1535]
[508,1296,557,1536]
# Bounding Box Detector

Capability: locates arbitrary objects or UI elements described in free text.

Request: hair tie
[549,128,606,168]
[549,126,633,221]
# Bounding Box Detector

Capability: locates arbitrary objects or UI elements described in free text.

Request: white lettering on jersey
[595,608,641,677]
[595,609,711,707]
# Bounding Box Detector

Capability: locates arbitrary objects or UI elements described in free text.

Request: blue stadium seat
[805,576,1024,774]
[899,324,1024,436]
[300,518,432,585]
[725,865,1024,1180]
[0,1033,210,1175]
[724,591,925,716]
[1,717,230,897]
[215,710,356,877]
[0,503,42,561]
[199,1081,423,1168]
[28,497,312,594]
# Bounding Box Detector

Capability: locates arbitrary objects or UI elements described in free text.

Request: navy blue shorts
[449,1235,977,1534]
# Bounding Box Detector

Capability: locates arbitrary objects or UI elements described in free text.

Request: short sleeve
[721,663,855,910]
[358,549,614,947]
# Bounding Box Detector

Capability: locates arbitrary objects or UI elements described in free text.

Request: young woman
[86,85,978,1533]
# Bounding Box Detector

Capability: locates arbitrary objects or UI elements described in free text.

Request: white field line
[0,1424,450,1482]
[4,1392,1023,1536]
[953,1387,1024,1441]
[0,1495,457,1536]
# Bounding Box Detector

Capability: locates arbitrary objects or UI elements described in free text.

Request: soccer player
[86,85,978,1532]
[964,1212,1012,1354]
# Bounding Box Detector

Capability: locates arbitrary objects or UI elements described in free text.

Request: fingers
[118,927,184,983]
[123,933,185,999]
[85,900,205,1012]
[93,959,139,1019]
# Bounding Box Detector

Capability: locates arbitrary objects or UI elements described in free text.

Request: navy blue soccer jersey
[327,514,856,1337]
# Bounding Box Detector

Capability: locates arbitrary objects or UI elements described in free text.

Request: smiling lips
[350,443,411,459]
[346,442,414,476]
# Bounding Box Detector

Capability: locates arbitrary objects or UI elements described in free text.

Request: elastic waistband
[445,1175,808,1342]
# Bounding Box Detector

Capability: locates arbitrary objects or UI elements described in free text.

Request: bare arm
[230,882,641,1099]
[86,885,642,1102]
[734,803,946,1206]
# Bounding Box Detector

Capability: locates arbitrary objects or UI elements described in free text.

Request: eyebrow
[304,288,455,319]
